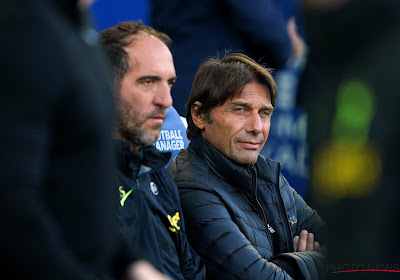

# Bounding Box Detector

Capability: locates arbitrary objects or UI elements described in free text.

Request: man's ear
[191,101,205,130]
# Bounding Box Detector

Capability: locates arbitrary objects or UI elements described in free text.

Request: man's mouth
[149,113,166,123]
[238,141,261,150]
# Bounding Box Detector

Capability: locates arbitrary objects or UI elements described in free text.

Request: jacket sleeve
[221,0,291,67]
[179,232,207,280]
[164,175,207,280]
[280,175,327,243]
[269,175,327,280]
[177,183,294,280]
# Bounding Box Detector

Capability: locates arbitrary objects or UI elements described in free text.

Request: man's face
[116,33,176,149]
[199,81,273,166]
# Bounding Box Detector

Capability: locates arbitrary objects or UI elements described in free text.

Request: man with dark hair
[168,53,327,279]
[100,21,206,280]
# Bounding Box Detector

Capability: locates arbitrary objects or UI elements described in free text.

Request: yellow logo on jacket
[167,212,181,232]
[119,186,133,207]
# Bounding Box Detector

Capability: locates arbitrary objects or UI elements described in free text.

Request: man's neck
[113,131,141,153]
[130,143,141,153]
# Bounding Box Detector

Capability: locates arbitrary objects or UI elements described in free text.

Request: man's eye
[233,108,244,112]
[143,80,153,85]
[261,110,271,116]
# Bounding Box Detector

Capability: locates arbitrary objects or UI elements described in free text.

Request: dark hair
[186,52,278,140]
[100,20,172,92]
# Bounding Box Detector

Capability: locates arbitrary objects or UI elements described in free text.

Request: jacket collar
[114,139,171,176]
[189,136,279,192]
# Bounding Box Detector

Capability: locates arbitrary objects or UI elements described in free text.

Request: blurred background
[91,1,400,279]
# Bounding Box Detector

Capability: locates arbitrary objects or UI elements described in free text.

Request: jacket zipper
[251,166,275,248]
[274,163,295,252]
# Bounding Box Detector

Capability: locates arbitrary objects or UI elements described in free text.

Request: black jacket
[168,136,327,279]
[0,0,117,279]
[113,140,206,280]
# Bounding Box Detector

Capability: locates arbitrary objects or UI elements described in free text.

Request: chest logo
[288,215,298,226]
[150,182,159,195]
[167,212,181,232]
[119,186,133,207]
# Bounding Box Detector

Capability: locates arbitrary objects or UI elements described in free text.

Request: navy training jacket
[113,140,205,280]
[168,136,327,279]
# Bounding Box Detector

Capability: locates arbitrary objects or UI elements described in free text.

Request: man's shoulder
[167,148,210,187]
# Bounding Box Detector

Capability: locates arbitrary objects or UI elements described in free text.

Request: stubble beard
[116,100,163,147]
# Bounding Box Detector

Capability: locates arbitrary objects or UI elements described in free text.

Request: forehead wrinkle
[234,84,272,107]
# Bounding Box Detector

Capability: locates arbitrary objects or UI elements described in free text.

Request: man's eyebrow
[136,75,161,82]
[231,101,251,107]
[261,105,274,112]
[231,101,274,111]
[136,75,177,83]
[168,76,177,83]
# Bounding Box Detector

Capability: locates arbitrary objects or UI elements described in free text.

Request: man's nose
[246,112,263,135]
[154,83,173,109]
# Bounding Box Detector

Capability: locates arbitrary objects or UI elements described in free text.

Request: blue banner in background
[260,108,309,198]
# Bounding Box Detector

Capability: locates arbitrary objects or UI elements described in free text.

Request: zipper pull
[267,224,275,233]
